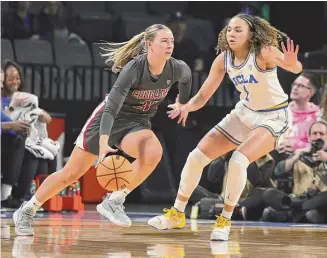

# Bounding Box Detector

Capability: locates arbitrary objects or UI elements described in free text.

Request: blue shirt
[1,96,16,136]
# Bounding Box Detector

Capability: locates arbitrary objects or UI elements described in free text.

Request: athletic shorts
[75,102,151,155]
[215,101,291,147]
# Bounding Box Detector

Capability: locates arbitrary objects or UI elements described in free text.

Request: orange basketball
[96,155,134,191]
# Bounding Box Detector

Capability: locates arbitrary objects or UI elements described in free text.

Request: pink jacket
[287,101,320,150]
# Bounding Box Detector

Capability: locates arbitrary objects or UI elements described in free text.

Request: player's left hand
[276,39,299,67]
[312,150,327,162]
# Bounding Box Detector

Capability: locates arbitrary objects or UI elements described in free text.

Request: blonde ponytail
[100,32,145,73]
[99,24,170,73]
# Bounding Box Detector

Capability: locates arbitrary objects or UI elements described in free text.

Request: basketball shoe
[13,202,34,236]
[147,207,185,230]
[210,215,231,241]
[96,194,131,227]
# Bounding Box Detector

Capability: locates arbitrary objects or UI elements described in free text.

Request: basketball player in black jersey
[14,24,192,235]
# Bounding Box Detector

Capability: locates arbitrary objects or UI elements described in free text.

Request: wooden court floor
[1,207,327,258]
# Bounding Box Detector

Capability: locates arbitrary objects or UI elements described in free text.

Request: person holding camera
[284,121,327,186]
[262,121,327,223]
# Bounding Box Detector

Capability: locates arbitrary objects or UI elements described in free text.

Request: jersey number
[140,100,158,111]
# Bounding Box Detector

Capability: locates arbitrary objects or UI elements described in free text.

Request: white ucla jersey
[225,50,288,111]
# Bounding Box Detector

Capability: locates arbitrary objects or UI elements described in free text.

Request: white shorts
[215,101,291,147]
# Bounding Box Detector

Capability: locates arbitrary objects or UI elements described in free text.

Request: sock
[1,184,12,201]
[25,195,43,214]
[222,209,233,220]
[109,188,131,200]
[224,151,249,207]
[174,199,187,213]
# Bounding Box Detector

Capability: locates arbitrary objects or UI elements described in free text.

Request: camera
[299,139,325,168]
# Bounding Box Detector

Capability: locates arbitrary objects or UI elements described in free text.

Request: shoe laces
[213,215,231,228]
[163,208,180,220]
[19,208,34,228]
[112,201,127,216]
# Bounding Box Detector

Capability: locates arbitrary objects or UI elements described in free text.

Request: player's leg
[211,127,277,241]
[148,128,240,230]
[120,129,163,190]
[97,129,162,227]
[13,147,98,236]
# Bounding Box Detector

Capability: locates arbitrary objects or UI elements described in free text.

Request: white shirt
[225,50,288,111]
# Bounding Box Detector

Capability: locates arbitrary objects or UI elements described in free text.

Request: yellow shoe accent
[213,215,232,228]
[147,207,185,230]
[162,207,186,229]
[211,215,231,241]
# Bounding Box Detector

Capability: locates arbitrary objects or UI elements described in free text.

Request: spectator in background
[283,73,320,151]
[167,11,204,72]
[1,60,55,209]
[37,1,84,43]
[1,1,39,40]
[263,121,327,223]
[1,66,29,205]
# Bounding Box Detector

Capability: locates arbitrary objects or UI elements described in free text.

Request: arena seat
[14,39,53,65]
[53,39,92,100]
[1,39,15,63]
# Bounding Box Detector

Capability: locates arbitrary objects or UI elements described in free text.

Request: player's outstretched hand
[276,39,299,67]
[167,105,190,127]
[167,94,183,110]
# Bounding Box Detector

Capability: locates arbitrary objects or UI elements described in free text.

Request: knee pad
[228,151,250,172]
[187,148,212,168]
[224,151,250,206]
[178,148,212,198]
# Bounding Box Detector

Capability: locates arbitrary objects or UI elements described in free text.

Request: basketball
[96,155,134,192]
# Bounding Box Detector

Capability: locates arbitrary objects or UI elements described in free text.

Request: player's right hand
[167,105,190,127]
[97,143,118,167]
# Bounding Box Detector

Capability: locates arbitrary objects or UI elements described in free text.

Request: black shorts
[75,102,151,155]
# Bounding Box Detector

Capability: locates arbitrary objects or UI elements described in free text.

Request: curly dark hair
[216,14,289,55]
[2,59,24,92]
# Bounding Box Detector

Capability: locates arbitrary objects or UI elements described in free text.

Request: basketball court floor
[1,204,327,258]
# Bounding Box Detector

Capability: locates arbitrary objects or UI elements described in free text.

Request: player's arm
[99,60,138,154]
[260,40,302,74]
[184,52,226,112]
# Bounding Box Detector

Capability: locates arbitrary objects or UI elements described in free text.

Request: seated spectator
[262,121,327,223]
[1,60,59,209]
[167,11,205,72]
[1,66,29,205]
[37,1,84,43]
[285,72,320,151]
[1,1,39,40]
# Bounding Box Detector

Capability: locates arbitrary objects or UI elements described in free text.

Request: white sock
[25,195,43,214]
[222,210,233,220]
[1,184,12,201]
[109,188,131,200]
[174,199,187,213]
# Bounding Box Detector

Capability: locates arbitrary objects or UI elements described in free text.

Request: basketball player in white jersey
[148,14,302,241]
